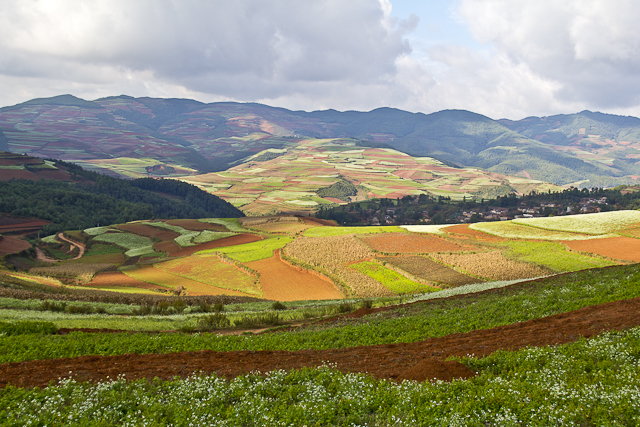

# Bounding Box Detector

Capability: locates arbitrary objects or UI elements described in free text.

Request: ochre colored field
[381,255,479,286]
[247,251,343,301]
[124,265,252,296]
[432,251,550,281]
[563,236,640,262]
[88,271,164,291]
[155,255,260,296]
[0,236,31,255]
[360,233,474,253]
[444,224,507,241]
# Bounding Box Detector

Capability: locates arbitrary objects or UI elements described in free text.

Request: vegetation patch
[200,237,293,262]
[432,251,550,281]
[512,210,640,235]
[382,256,479,286]
[351,261,436,294]
[154,255,260,296]
[92,232,155,257]
[470,221,605,240]
[497,241,617,272]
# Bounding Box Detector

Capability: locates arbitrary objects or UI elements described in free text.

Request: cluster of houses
[367,197,609,225]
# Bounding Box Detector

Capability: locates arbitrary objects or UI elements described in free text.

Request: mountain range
[2,94,640,192]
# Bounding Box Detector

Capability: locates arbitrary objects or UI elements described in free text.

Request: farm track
[3,295,640,389]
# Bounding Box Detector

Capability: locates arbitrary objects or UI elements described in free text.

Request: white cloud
[458,0,640,111]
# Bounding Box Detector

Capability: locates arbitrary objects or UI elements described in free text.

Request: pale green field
[304,226,404,237]
[512,210,640,235]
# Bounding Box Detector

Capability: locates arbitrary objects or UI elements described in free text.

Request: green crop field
[351,261,436,294]
[497,240,616,272]
[92,232,155,257]
[470,220,602,240]
[198,236,293,262]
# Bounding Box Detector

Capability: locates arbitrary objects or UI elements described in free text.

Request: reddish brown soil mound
[361,233,473,253]
[563,236,640,262]
[116,223,180,241]
[0,236,31,255]
[247,250,343,301]
[445,224,507,241]
[3,296,640,389]
[88,271,164,290]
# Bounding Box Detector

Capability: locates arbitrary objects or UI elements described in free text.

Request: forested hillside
[0,154,243,234]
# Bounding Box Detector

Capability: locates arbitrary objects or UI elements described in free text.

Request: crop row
[285,235,393,297]
[431,250,550,281]
[5,263,640,362]
[3,328,640,425]
[6,328,640,426]
[92,232,154,257]
[29,263,114,284]
[512,210,640,235]
[351,261,435,294]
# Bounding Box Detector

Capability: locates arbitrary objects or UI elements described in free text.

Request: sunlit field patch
[351,261,436,294]
[198,237,293,262]
[304,226,403,237]
[512,210,640,235]
[154,255,260,296]
[470,220,605,240]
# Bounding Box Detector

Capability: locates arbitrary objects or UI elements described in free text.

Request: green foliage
[351,261,435,294]
[3,328,640,425]
[316,180,358,202]
[497,240,615,272]
[0,320,57,335]
[200,237,293,262]
[4,264,640,363]
[92,232,155,257]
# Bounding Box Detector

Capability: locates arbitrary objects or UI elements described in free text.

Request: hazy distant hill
[3,95,640,187]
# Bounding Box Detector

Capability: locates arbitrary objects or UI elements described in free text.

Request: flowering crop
[512,210,640,235]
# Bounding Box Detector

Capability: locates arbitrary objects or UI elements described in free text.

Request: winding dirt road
[35,233,85,262]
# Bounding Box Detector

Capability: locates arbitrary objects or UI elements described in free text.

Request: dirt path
[35,234,85,262]
[57,233,85,260]
[3,296,640,389]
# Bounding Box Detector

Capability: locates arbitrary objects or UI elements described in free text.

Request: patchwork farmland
[4,210,640,425]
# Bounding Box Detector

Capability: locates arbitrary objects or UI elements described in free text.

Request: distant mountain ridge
[2,95,640,188]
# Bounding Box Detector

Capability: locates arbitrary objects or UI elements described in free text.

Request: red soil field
[0,236,31,255]
[88,271,165,291]
[4,296,640,388]
[116,223,180,241]
[444,224,507,242]
[563,236,640,262]
[361,233,474,253]
[300,217,338,227]
[247,250,343,301]
[0,169,37,180]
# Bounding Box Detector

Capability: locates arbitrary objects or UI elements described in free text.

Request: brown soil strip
[563,236,640,262]
[361,233,475,253]
[3,296,640,389]
[0,236,31,256]
[87,271,166,291]
[247,250,343,301]
[444,224,507,241]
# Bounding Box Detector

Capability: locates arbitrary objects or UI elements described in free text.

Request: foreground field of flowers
[2,327,639,426]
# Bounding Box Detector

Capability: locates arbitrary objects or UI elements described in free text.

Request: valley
[2,96,640,425]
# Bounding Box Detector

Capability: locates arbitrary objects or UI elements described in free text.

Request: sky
[1,0,640,120]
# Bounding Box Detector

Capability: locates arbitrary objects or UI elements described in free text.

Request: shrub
[0,320,58,335]
[197,313,231,330]
[272,301,287,311]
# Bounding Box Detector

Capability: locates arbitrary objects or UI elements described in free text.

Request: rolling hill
[3,95,640,191]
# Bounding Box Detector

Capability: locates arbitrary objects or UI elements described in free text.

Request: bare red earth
[3,296,640,388]
[0,236,31,255]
